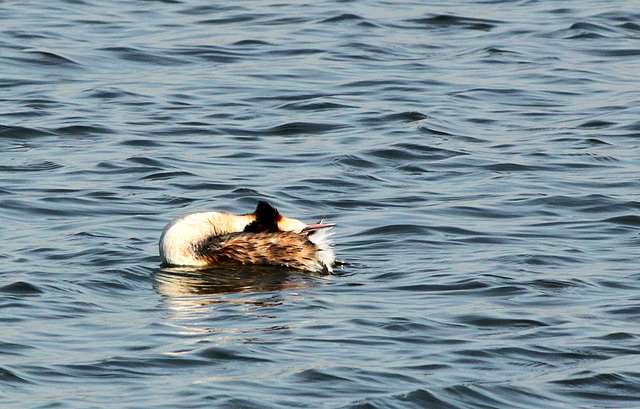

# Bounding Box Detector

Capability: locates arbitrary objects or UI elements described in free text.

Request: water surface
[2,0,640,408]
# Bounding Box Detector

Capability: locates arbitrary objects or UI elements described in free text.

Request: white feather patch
[308,228,335,272]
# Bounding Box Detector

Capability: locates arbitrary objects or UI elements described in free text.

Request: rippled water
[2,0,640,408]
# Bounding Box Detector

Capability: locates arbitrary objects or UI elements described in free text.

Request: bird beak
[302,222,335,232]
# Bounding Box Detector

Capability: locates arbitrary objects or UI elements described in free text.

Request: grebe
[159,201,335,273]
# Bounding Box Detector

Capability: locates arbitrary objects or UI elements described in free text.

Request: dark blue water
[2,0,640,407]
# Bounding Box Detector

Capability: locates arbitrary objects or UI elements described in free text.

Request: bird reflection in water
[154,265,328,309]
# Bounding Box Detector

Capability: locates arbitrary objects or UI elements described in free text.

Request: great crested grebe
[159,201,335,273]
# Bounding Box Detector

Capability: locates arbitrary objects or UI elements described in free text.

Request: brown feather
[194,231,328,273]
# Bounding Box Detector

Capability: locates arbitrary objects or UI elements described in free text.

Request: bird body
[159,202,334,273]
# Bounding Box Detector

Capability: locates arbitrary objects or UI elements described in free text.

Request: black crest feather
[244,201,281,233]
